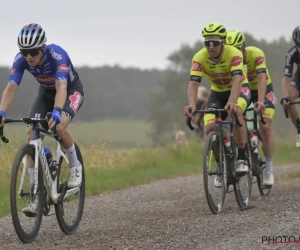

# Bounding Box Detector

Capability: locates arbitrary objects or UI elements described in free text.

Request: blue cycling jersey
[8,44,79,89]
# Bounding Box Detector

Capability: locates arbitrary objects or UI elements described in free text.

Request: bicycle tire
[55,142,85,234]
[257,158,272,196]
[10,144,44,243]
[203,131,226,214]
[233,140,252,209]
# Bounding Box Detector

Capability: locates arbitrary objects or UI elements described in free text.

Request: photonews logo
[262,235,300,245]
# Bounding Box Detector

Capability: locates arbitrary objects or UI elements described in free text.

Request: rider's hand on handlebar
[47,108,62,129]
[280,96,291,106]
[225,102,238,114]
[254,101,265,113]
[0,110,6,127]
[183,104,196,117]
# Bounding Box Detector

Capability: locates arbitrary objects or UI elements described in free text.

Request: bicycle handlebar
[282,101,300,119]
[186,105,242,131]
[0,112,61,143]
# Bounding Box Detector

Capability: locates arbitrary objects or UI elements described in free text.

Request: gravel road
[0,163,300,250]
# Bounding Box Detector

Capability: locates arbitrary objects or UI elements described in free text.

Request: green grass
[2,119,152,148]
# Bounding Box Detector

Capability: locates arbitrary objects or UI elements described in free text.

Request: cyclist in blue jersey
[0,23,84,215]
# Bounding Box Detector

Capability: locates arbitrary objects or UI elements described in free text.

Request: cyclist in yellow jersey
[226,30,275,186]
[184,22,251,187]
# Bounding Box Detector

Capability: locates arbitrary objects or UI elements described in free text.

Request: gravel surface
[0,163,300,250]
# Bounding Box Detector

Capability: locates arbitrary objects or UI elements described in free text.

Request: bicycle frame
[0,115,81,205]
[29,122,81,204]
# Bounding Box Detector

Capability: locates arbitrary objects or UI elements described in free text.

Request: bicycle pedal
[24,212,37,218]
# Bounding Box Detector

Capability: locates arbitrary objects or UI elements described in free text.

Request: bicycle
[186,107,252,214]
[0,112,85,243]
[244,104,271,196]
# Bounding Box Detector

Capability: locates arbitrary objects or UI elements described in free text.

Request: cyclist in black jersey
[281,25,300,147]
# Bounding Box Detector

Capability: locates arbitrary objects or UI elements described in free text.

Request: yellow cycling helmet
[226,30,246,47]
[202,22,227,38]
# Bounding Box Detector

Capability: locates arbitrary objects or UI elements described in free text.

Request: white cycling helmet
[18,23,47,49]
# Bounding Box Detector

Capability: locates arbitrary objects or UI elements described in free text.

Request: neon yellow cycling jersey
[190,45,248,92]
[245,46,272,91]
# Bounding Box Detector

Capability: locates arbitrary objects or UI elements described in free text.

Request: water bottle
[249,133,258,154]
[44,147,53,167]
[224,137,233,159]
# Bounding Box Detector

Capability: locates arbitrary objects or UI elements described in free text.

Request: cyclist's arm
[0,54,25,112]
[0,83,18,112]
[282,47,297,96]
[228,54,244,104]
[188,60,203,107]
[54,80,67,110]
[188,81,199,107]
[228,75,243,103]
[54,56,69,109]
[282,76,291,97]
[254,52,267,103]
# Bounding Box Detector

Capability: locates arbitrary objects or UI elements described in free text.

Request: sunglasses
[20,48,41,57]
[204,40,222,47]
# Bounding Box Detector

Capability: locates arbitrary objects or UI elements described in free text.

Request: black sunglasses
[204,40,222,47]
[20,48,41,57]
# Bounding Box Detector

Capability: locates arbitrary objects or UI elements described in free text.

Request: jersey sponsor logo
[192,61,202,72]
[241,87,250,99]
[49,49,62,61]
[13,53,22,63]
[212,78,231,85]
[57,64,69,72]
[255,56,264,66]
[68,65,75,81]
[266,91,275,104]
[285,47,297,66]
[11,68,16,74]
[204,71,231,78]
[231,56,242,67]
[35,75,56,84]
[69,91,82,112]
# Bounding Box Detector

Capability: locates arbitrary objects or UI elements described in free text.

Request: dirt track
[0,164,300,250]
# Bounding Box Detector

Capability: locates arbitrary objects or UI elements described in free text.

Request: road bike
[244,104,271,196]
[186,107,252,214]
[0,112,85,243]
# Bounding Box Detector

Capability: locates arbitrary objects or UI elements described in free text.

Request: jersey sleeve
[283,47,298,77]
[49,47,70,82]
[230,50,244,77]
[8,53,26,86]
[190,52,203,83]
[253,48,267,74]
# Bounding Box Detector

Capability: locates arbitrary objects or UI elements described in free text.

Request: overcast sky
[0,0,298,70]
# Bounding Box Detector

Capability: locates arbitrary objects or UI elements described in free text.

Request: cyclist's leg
[204,90,220,135]
[259,84,275,185]
[23,88,54,214]
[286,69,300,147]
[235,84,251,173]
[55,80,84,188]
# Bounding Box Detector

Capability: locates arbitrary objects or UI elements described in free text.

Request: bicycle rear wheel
[55,142,85,234]
[233,141,252,209]
[203,131,227,214]
[10,144,44,243]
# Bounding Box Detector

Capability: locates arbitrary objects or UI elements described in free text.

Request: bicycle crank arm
[57,183,68,204]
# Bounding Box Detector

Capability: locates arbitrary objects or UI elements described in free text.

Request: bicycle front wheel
[55,142,85,234]
[233,141,252,209]
[203,131,227,214]
[10,144,44,243]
